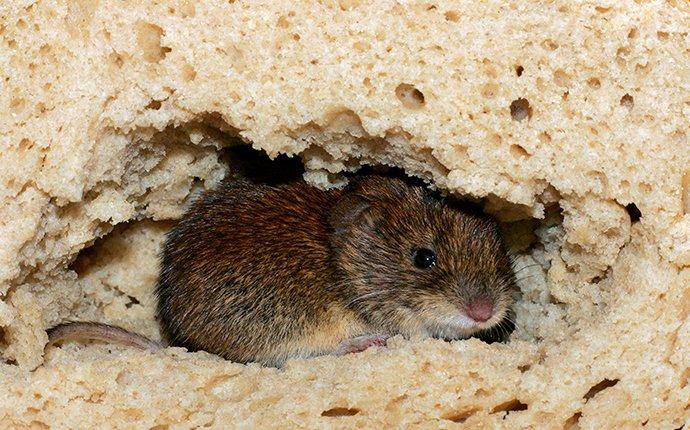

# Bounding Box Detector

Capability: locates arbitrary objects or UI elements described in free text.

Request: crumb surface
[0,0,688,428]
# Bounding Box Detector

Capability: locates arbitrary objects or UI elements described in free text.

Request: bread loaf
[0,0,688,427]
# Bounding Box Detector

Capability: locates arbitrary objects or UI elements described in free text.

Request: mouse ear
[329,194,371,234]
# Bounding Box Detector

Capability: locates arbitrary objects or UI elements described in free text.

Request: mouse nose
[466,298,494,323]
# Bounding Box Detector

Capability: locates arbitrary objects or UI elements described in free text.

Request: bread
[1,0,688,427]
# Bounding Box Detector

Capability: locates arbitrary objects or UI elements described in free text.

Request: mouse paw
[335,333,388,356]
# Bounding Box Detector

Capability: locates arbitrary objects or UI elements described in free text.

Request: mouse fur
[154,173,516,366]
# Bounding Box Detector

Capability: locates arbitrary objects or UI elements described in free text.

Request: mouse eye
[412,247,436,269]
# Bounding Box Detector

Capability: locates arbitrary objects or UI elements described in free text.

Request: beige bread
[0,0,688,428]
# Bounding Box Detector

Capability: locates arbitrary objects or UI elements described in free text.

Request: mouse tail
[46,321,163,352]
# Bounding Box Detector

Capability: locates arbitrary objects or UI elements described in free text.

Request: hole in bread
[657,31,669,40]
[542,39,558,50]
[395,84,425,109]
[146,100,162,110]
[510,98,532,121]
[620,94,634,109]
[18,138,33,151]
[538,131,552,143]
[277,15,290,28]
[0,326,8,350]
[491,399,528,414]
[321,407,360,417]
[10,97,26,114]
[351,41,368,52]
[338,0,361,10]
[564,412,582,429]
[20,98,584,382]
[441,407,478,423]
[634,62,652,76]
[583,378,619,401]
[109,53,124,68]
[515,65,524,77]
[639,183,652,194]
[616,47,629,66]
[589,274,604,284]
[553,69,569,87]
[135,21,171,63]
[444,10,460,22]
[586,78,601,89]
[625,203,641,223]
[510,144,530,158]
[181,63,197,82]
[383,394,407,412]
[680,367,690,389]
[125,295,140,309]
[595,5,612,13]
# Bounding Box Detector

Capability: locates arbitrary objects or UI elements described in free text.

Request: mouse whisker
[500,315,517,326]
[346,289,397,307]
[505,318,517,332]
[511,263,543,275]
[515,274,541,283]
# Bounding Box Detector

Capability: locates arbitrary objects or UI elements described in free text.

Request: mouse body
[48,172,516,366]
[156,173,515,366]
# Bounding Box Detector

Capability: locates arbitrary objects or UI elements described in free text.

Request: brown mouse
[48,173,515,366]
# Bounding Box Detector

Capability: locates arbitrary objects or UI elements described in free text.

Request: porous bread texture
[0,0,688,428]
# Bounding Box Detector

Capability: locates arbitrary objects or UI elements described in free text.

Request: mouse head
[329,175,515,340]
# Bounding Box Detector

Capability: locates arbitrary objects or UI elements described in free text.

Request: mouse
[48,172,516,366]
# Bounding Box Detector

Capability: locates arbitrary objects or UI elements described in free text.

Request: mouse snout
[466,297,494,323]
